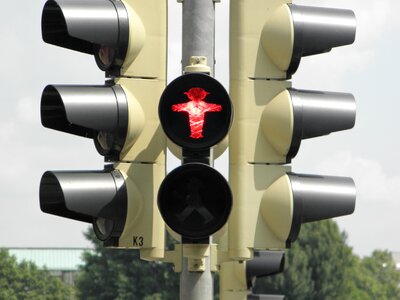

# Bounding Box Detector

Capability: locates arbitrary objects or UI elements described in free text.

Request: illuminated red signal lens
[171,88,222,139]
[159,73,232,150]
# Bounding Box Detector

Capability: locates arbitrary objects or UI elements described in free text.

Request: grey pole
[181,0,216,75]
[180,255,214,300]
[179,0,216,299]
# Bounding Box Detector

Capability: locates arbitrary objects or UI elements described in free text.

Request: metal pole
[181,0,216,75]
[180,0,216,299]
[180,254,213,300]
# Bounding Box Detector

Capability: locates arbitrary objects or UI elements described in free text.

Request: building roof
[5,248,93,271]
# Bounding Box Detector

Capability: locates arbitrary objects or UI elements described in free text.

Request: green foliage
[254,221,353,299]
[348,250,400,300]
[253,221,400,300]
[75,229,179,300]
[0,249,74,300]
[298,221,354,299]
[259,242,314,300]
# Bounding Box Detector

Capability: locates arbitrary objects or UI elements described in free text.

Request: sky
[0,0,398,258]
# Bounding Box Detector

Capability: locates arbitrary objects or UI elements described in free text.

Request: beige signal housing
[115,162,165,260]
[228,164,292,260]
[229,79,293,165]
[230,0,293,81]
[117,77,166,164]
[220,260,248,300]
[116,1,167,164]
[121,0,167,80]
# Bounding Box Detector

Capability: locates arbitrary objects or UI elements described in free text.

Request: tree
[0,249,74,300]
[254,220,354,299]
[349,250,400,300]
[75,229,179,300]
[253,221,400,300]
[298,221,355,299]
[258,242,314,300]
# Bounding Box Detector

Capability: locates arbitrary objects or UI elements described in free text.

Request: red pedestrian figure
[171,87,222,139]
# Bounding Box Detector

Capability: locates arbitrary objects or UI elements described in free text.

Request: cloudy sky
[0,0,398,258]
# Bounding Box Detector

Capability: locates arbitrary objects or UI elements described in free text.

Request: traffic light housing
[41,79,165,163]
[41,0,165,78]
[39,0,167,258]
[40,162,165,253]
[230,81,356,164]
[230,0,356,81]
[229,0,357,260]
[158,73,233,242]
[41,0,167,162]
[40,168,127,242]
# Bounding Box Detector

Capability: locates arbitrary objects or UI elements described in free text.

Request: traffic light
[220,251,285,300]
[229,1,356,81]
[229,0,357,260]
[158,73,233,242]
[39,0,167,258]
